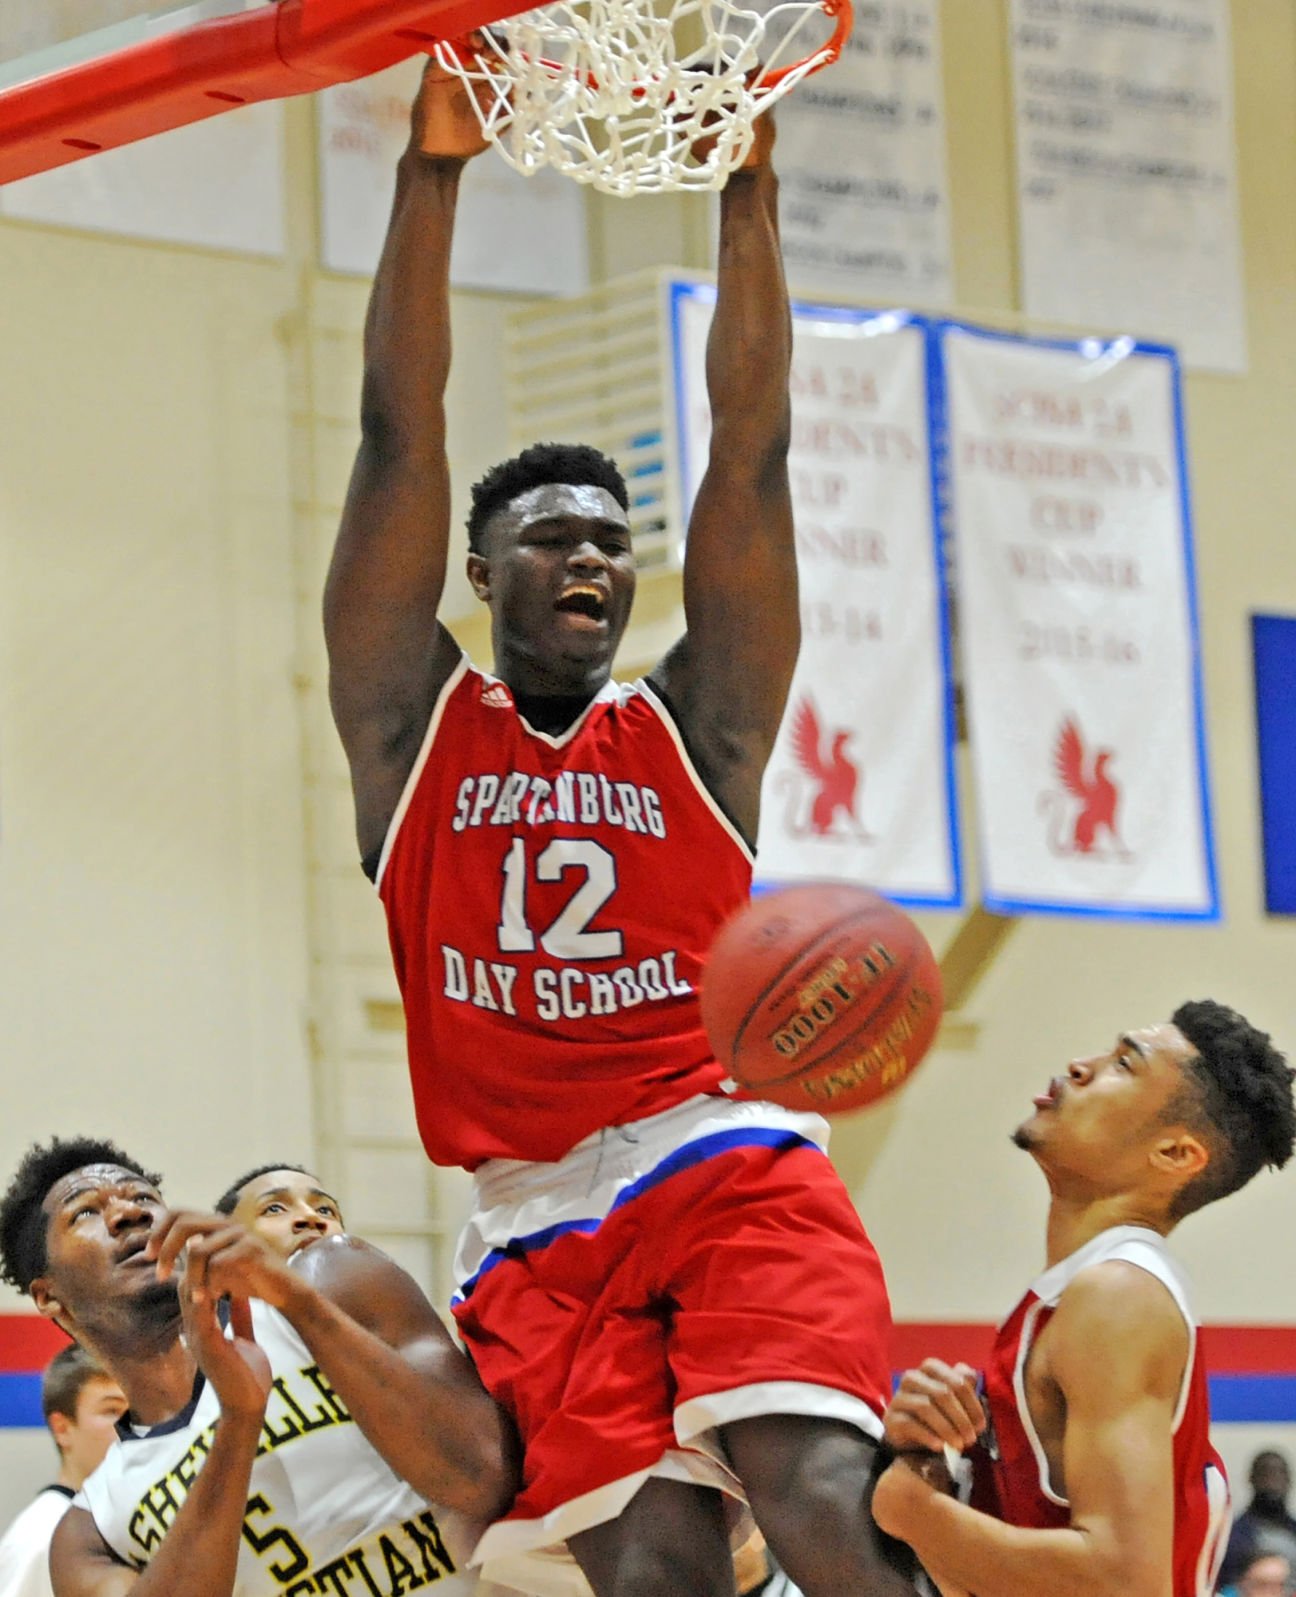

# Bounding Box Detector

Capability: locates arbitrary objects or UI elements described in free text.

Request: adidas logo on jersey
[480,683,512,710]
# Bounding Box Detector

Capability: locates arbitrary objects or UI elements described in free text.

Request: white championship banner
[1009,0,1245,374]
[669,283,960,906]
[0,99,285,257]
[940,323,1218,920]
[769,0,953,309]
[317,60,588,295]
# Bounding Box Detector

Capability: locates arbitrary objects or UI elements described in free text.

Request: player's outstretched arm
[50,1297,270,1597]
[324,62,489,871]
[283,1236,518,1521]
[650,118,796,844]
[148,1214,517,1522]
[872,1262,1186,1597]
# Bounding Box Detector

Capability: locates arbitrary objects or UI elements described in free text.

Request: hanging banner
[940,323,1218,920]
[670,282,960,907]
[317,60,588,295]
[757,0,952,308]
[1009,0,1245,374]
[0,99,285,256]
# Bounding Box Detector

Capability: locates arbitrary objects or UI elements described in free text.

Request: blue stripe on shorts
[453,1126,818,1305]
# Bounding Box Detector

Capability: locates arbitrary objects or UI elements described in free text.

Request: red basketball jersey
[376,657,754,1168]
[973,1226,1230,1597]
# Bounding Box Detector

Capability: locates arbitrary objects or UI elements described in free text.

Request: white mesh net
[434,0,849,195]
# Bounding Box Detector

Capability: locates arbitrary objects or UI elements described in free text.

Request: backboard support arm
[0,0,513,185]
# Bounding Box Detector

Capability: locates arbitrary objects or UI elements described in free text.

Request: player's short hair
[1167,999,1295,1218]
[0,1137,161,1294]
[41,1344,109,1426]
[467,442,629,553]
[214,1162,312,1216]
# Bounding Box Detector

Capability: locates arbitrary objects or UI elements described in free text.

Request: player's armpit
[49,1507,139,1597]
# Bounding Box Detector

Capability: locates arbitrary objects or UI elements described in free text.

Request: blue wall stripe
[1208,1375,1296,1424]
[0,1373,43,1427]
[1,1367,1293,1428]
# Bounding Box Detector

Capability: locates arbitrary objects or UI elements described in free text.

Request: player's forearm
[890,1490,1161,1597]
[707,165,792,462]
[278,1278,515,1521]
[110,1413,261,1597]
[357,151,462,458]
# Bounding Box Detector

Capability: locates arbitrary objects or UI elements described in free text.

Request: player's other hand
[183,1289,271,1421]
[883,1358,986,1454]
[147,1210,296,1312]
[411,52,493,160]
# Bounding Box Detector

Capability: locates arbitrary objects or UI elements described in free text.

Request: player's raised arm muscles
[649,119,797,843]
[324,65,489,868]
[51,1298,269,1597]
[284,1235,518,1521]
[150,1213,516,1522]
[873,1262,1187,1597]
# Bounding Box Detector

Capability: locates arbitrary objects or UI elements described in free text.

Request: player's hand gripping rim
[883,1358,986,1455]
[411,46,497,160]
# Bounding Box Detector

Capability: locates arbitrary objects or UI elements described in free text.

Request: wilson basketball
[701,884,943,1115]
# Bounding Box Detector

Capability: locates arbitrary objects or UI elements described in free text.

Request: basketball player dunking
[325,64,912,1597]
[0,1137,514,1597]
[871,1004,1295,1597]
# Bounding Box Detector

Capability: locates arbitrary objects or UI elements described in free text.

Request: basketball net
[434,0,851,195]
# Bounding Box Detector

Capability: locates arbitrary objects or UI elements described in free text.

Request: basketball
[701,884,943,1116]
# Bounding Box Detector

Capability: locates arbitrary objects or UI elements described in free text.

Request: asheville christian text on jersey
[377,659,754,1168]
[78,1302,475,1597]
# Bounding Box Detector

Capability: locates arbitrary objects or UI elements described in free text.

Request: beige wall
[0,226,311,1210]
[0,0,1294,1524]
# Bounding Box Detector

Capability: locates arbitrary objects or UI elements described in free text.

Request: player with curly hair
[0,1136,514,1597]
[872,999,1296,1597]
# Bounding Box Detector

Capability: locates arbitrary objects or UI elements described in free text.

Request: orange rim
[756,0,853,91]
[439,0,854,96]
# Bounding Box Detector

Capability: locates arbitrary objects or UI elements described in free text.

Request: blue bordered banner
[933,322,1218,922]
[667,281,962,910]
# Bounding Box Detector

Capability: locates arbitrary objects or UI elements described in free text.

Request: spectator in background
[1223,1550,1294,1596]
[0,1346,125,1597]
[1221,1451,1296,1586]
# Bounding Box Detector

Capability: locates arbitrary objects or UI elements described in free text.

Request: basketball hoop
[434,0,852,195]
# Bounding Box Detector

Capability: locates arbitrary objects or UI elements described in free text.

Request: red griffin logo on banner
[1040,716,1131,859]
[779,697,872,841]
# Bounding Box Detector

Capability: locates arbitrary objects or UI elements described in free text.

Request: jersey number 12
[496,837,623,958]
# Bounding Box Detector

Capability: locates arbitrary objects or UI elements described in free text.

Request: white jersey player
[79,1298,477,1596]
[0,1137,515,1597]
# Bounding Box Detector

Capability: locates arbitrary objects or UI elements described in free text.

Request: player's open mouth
[1033,1077,1063,1110]
[555,584,608,626]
